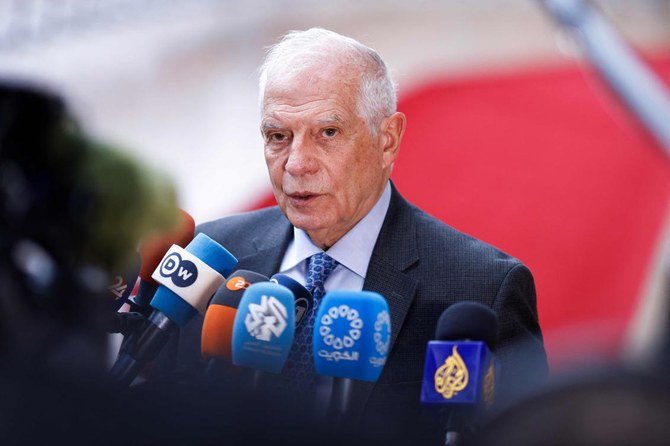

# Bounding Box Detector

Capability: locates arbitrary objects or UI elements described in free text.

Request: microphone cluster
[106,233,393,433]
[109,231,237,386]
[201,273,391,392]
[108,230,393,418]
[107,228,499,443]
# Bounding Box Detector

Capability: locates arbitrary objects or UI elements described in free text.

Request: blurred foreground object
[539,0,670,154]
[0,80,351,446]
[0,79,180,373]
[0,80,180,272]
[471,367,670,446]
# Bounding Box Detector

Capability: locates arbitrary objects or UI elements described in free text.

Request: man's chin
[286,212,328,233]
[289,218,324,233]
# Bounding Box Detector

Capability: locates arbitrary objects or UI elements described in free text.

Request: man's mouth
[287,192,319,205]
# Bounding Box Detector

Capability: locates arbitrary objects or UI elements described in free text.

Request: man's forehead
[261,110,346,127]
[261,63,362,126]
[266,61,360,96]
[273,55,358,82]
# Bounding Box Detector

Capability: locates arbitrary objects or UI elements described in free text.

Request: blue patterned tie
[284,252,339,389]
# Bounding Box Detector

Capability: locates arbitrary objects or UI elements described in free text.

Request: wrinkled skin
[261,64,406,249]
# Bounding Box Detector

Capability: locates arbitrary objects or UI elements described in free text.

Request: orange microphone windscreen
[201,305,237,359]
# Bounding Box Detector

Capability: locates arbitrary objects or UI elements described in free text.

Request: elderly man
[179,28,547,441]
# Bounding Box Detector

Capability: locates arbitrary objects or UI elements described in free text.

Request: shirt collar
[280,181,392,278]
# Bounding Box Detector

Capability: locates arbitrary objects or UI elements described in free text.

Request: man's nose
[285,133,318,176]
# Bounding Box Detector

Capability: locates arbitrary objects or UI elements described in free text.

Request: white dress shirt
[278,181,392,292]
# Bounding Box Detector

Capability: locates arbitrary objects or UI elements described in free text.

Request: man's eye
[268,133,287,143]
[322,128,338,138]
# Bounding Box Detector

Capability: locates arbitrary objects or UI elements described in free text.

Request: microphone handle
[109,311,175,386]
[328,378,374,427]
[130,280,159,315]
[106,312,147,335]
[109,353,143,387]
[443,407,477,446]
[330,378,354,416]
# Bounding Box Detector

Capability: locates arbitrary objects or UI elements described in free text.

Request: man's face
[261,66,397,249]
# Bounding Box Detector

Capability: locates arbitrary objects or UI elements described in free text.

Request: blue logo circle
[159,253,198,287]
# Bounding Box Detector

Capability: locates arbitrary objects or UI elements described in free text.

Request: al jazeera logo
[434,345,469,399]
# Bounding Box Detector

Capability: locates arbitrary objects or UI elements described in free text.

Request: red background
[252,54,670,369]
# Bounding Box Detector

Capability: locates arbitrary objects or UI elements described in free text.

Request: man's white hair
[259,28,397,134]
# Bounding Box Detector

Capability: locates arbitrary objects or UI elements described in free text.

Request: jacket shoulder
[196,206,286,255]
[411,203,524,271]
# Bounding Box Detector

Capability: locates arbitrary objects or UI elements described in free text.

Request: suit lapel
[364,184,419,351]
[353,185,419,411]
[237,209,293,277]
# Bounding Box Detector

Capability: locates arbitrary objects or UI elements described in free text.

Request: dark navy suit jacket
[175,183,547,441]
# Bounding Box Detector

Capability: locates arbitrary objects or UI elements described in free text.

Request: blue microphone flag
[420,341,497,407]
[313,290,390,382]
[232,282,295,374]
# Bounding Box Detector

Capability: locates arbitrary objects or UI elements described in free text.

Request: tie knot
[306,252,339,295]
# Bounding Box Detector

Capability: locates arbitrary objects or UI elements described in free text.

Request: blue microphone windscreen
[232,282,295,374]
[188,232,238,277]
[270,273,312,327]
[150,287,198,327]
[313,290,390,382]
[151,233,237,326]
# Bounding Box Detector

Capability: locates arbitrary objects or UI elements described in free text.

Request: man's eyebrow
[260,120,282,131]
[316,114,345,126]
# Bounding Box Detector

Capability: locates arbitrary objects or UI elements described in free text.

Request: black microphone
[270,273,313,327]
[420,301,499,446]
[104,253,143,335]
[106,252,140,312]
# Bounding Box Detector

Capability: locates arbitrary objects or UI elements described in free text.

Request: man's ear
[380,112,406,169]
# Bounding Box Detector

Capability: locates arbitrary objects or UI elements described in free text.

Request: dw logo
[159,252,198,287]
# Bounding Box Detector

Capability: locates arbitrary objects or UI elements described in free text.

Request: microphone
[201,270,270,361]
[420,301,499,445]
[270,273,313,327]
[231,282,296,374]
[131,209,195,314]
[104,253,146,336]
[113,223,197,358]
[313,290,391,419]
[110,233,237,386]
[106,252,140,312]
